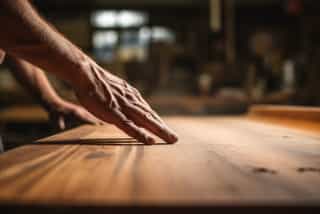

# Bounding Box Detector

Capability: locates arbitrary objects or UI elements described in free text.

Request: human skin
[0,0,178,144]
[0,50,4,64]
[6,56,104,130]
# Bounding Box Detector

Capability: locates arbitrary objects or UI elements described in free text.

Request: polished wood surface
[249,105,320,122]
[249,105,320,134]
[0,116,320,207]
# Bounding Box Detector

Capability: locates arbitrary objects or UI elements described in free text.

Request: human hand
[48,99,104,131]
[0,49,5,64]
[73,58,178,145]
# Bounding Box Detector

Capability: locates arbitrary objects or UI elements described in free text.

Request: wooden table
[0,107,320,212]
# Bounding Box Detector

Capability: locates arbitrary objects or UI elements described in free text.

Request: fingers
[132,101,165,124]
[75,72,176,144]
[75,109,105,125]
[111,109,156,145]
[0,49,5,64]
[120,100,178,144]
[123,88,165,125]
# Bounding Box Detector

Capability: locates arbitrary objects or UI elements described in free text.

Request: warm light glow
[91,10,148,28]
[118,10,148,28]
[91,10,117,28]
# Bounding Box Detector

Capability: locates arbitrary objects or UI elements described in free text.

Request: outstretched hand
[0,1,178,144]
[48,100,104,131]
[73,58,178,145]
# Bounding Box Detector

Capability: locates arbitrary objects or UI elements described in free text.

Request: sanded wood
[0,117,320,207]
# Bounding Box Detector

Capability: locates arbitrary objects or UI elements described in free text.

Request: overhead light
[91,10,148,28]
[118,10,148,28]
[91,10,117,28]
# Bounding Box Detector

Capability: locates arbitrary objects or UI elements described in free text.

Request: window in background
[91,10,118,28]
[118,10,148,28]
[92,30,118,61]
[152,26,175,43]
[119,30,143,62]
[91,10,148,28]
[139,27,152,45]
[118,28,153,62]
[92,10,148,62]
[91,10,175,63]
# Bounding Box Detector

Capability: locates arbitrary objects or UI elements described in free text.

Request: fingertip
[98,120,105,125]
[165,129,178,144]
[145,135,156,145]
[168,134,178,144]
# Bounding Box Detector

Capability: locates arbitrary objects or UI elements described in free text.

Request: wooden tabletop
[0,116,320,209]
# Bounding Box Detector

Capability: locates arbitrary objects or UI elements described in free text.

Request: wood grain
[36,124,162,144]
[0,117,320,207]
[37,124,135,143]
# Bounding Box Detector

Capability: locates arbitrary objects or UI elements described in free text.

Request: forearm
[0,0,178,144]
[0,0,93,88]
[6,56,64,111]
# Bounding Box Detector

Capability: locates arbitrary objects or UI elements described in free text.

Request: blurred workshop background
[1,0,320,151]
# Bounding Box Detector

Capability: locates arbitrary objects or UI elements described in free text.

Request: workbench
[0,105,320,213]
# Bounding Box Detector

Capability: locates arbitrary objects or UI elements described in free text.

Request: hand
[48,99,104,131]
[73,58,178,145]
[0,49,5,64]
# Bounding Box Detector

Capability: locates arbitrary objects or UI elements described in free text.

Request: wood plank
[36,124,162,144]
[37,124,135,143]
[0,117,320,207]
[249,105,320,122]
[248,105,320,134]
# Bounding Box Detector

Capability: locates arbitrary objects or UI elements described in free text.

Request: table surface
[0,116,320,207]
